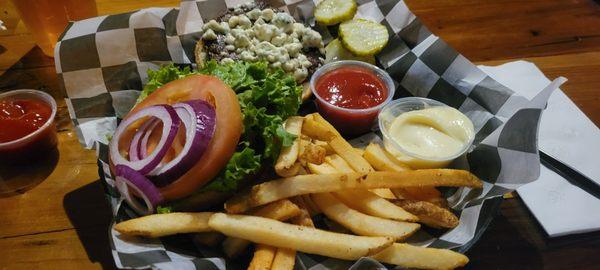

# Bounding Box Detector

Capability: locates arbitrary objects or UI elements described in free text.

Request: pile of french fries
[114,113,483,270]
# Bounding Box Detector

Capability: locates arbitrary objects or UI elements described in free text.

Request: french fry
[301,195,322,215]
[249,199,302,220]
[392,187,444,205]
[371,243,469,269]
[270,198,317,270]
[369,188,397,199]
[313,139,334,154]
[310,113,341,137]
[299,141,327,165]
[328,136,373,173]
[363,143,443,204]
[354,147,365,156]
[325,154,354,173]
[395,199,459,229]
[225,189,253,214]
[290,196,321,217]
[271,248,296,270]
[223,200,302,258]
[290,208,315,227]
[192,232,224,247]
[334,189,417,222]
[208,213,394,260]
[248,244,276,270]
[297,165,309,175]
[307,162,338,174]
[114,212,214,238]
[363,143,410,172]
[301,119,336,141]
[308,113,373,173]
[311,193,420,241]
[310,158,411,221]
[224,170,482,213]
[275,117,304,177]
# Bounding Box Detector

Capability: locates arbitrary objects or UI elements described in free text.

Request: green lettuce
[137,61,301,195]
[136,64,193,103]
[199,60,301,192]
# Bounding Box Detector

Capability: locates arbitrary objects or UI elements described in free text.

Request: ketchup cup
[310,60,395,136]
[0,89,58,164]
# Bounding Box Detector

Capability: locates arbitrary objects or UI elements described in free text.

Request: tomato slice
[116,74,242,201]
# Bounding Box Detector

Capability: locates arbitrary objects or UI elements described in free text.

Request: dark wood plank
[406,0,600,62]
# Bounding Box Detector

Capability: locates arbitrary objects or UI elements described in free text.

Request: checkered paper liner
[56,0,566,268]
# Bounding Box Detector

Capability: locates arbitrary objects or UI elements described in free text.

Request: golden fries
[363,143,410,172]
[114,212,214,238]
[223,200,302,258]
[307,162,337,174]
[249,199,302,220]
[301,119,336,141]
[248,244,276,270]
[225,170,482,213]
[372,243,469,269]
[311,193,420,241]
[299,141,327,165]
[271,248,296,270]
[392,187,444,204]
[369,188,397,199]
[325,154,354,173]
[314,139,334,154]
[395,199,459,229]
[208,213,394,260]
[275,117,304,177]
[334,189,417,222]
[328,137,373,173]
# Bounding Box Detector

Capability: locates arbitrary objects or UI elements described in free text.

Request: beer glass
[10,0,97,57]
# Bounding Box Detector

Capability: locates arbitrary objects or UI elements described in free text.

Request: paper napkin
[479,61,600,237]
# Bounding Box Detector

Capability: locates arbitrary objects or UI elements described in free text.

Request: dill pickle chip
[339,19,389,56]
[325,39,376,64]
[315,0,357,26]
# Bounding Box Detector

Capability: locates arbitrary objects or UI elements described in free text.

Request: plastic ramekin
[378,97,474,169]
[0,89,58,164]
[310,60,395,136]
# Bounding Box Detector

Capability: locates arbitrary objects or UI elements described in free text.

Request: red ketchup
[314,65,389,135]
[0,99,52,143]
[0,93,57,164]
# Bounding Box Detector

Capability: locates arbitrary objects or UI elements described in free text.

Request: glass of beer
[10,0,98,57]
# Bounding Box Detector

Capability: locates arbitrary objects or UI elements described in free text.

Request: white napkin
[478,61,600,237]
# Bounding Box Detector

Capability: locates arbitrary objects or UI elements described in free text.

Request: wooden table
[1,0,599,269]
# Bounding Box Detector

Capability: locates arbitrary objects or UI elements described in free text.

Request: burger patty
[195,1,325,83]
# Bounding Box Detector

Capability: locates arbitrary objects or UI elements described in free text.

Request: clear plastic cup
[310,60,395,136]
[378,97,474,169]
[0,89,58,163]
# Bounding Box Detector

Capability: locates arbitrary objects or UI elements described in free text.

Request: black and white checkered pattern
[57,0,566,269]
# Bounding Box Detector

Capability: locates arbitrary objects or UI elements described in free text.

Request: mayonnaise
[384,107,474,169]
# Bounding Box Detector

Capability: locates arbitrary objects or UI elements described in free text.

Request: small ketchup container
[0,89,58,164]
[310,60,395,136]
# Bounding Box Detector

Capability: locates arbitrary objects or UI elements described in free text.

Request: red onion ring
[129,118,158,161]
[109,105,179,174]
[114,164,163,215]
[138,119,161,160]
[149,100,217,187]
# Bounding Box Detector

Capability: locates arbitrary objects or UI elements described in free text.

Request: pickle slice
[315,0,357,26]
[325,39,375,64]
[339,19,389,56]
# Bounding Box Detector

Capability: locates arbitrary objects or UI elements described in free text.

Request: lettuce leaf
[199,60,301,192]
[137,61,301,195]
[136,64,193,103]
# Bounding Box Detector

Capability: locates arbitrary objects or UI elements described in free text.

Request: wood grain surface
[0,0,599,269]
